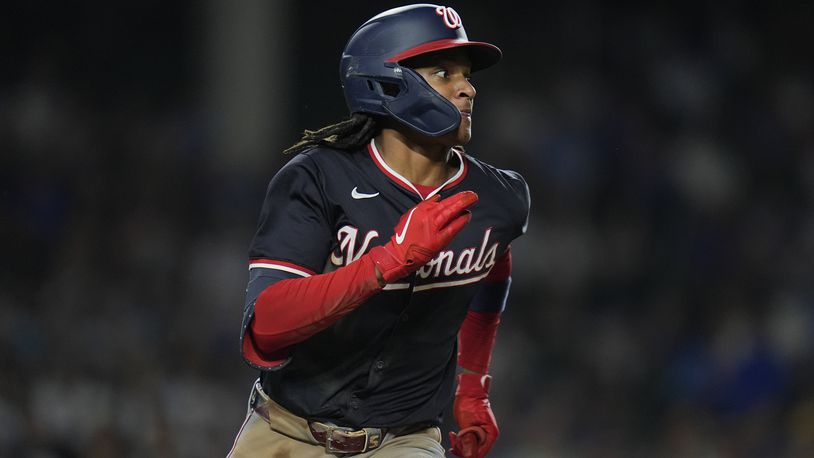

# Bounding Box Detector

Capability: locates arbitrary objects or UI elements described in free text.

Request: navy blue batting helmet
[339,4,502,137]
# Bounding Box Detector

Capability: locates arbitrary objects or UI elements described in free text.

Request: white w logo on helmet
[435,6,463,29]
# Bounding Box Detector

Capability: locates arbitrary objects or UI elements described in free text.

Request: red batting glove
[448,373,498,458]
[369,191,478,283]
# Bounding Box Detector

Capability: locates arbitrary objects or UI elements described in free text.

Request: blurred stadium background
[2,1,813,456]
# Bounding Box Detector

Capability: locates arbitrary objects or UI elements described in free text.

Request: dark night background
[2,1,813,456]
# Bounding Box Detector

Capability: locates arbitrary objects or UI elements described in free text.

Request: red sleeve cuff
[458,310,501,374]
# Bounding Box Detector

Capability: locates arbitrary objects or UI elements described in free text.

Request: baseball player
[228,4,529,457]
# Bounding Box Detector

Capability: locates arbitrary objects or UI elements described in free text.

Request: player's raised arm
[246,191,477,366]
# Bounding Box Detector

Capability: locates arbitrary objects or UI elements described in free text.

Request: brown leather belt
[251,381,385,454]
[307,422,385,454]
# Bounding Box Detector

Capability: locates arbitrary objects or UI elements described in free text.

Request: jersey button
[350,397,360,409]
[374,360,385,370]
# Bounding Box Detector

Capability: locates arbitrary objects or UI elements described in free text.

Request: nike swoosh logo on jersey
[395,208,417,244]
[351,187,380,199]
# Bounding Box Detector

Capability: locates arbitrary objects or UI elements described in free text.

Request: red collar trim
[367,140,468,200]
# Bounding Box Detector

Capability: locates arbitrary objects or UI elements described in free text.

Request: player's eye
[433,69,449,79]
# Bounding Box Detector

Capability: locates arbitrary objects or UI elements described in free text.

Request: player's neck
[375,130,454,187]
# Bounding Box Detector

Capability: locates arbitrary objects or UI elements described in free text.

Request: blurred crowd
[2,1,813,457]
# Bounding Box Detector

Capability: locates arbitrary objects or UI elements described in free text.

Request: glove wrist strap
[368,245,407,283]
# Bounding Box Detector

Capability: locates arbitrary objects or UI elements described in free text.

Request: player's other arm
[248,192,478,362]
[450,247,512,458]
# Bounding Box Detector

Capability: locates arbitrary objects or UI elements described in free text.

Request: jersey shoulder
[271,147,324,180]
[269,145,360,189]
[297,144,363,170]
[464,153,531,236]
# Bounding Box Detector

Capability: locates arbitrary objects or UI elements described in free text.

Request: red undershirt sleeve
[248,255,382,359]
[458,248,512,374]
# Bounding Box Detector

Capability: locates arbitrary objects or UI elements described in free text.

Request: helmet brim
[386,38,502,73]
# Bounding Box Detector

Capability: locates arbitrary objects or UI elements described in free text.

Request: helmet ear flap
[381,67,461,137]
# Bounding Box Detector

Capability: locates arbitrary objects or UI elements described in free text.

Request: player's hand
[369,191,477,283]
[448,373,498,458]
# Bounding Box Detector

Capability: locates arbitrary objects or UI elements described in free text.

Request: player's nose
[457,77,476,99]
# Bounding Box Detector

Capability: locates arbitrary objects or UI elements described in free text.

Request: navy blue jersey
[241,139,529,429]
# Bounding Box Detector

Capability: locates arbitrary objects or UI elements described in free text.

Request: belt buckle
[324,426,371,454]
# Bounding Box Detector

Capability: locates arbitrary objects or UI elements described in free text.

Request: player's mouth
[459,108,472,119]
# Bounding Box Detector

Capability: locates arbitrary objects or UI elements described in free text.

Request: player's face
[409,49,476,145]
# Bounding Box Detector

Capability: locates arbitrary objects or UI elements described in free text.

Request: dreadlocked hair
[283,113,378,155]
